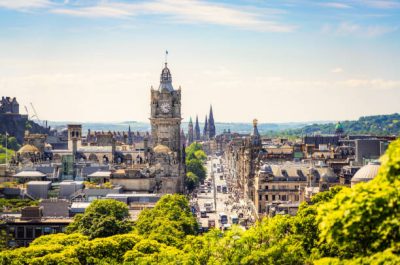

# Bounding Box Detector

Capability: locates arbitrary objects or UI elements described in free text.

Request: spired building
[148,62,184,193]
[150,63,182,153]
[194,116,201,141]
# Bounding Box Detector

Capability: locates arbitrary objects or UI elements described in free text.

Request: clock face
[160,102,171,113]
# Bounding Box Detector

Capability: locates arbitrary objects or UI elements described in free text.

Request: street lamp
[5,132,8,169]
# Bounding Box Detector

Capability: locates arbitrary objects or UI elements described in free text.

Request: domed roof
[159,63,174,92]
[153,144,171,154]
[18,144,39,153]
[320,173,329,182]
[335,121,344,133]
[260,164,272,173]
[351,161,380,187]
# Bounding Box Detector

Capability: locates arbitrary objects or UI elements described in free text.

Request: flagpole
[5,132,8,171]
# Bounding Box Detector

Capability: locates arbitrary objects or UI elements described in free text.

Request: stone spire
[194,115,201,141]
[208,105,216,139]
[188,117,194,145]
[203,115,208,140]
[158,63,174,92]
[128,125,133,145]
[180,128,186,149]
[251,119,261,146]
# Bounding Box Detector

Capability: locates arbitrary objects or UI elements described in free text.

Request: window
[26,227,33,239]
[43,227,51,235]
[265,195,268,201]
[281,195,287,201]
[35,227,42,238]
[272,195,276,201]
[16,227,24,239]
[265,185,269,190]
[295,195,299,201]
[259,194,262,201]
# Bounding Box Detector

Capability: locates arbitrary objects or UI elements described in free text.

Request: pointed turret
[158,62,174,92]
[188,117,194,145]
[128,125,133,145]
[194,115,201,141]
[208,105,216,138]
[251,119,261,146]
[203,115,208,140]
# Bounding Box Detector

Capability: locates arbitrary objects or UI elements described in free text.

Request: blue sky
[0,0,399,123]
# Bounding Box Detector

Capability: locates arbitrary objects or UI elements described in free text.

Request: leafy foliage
[66,199,132,239]
[185,142,207,190]
[1,139,399,264]
[135,194,198,247]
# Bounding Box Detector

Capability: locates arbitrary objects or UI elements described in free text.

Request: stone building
[0,97,19,114]
[150,62,182,154]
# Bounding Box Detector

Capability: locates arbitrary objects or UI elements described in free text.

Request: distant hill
[274,113,400,137]
[47,121,313,135]
[47,114,400,137]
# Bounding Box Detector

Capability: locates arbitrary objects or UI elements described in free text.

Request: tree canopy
[1,139,400,264]
[66,199,132,239]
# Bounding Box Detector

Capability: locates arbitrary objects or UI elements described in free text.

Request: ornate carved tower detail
[150,63,182,153]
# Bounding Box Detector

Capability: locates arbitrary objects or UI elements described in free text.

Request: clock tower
[150,62,182,153]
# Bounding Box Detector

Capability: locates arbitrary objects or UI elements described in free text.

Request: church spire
[194,115,201,141]
[188,117,194,144]
[203,115,208,140]
[251,119,261,146]
[128,125,133,145]
[208,105,216,138]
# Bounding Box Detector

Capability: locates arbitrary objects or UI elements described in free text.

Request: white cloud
[0,0,52,10]
[320,2,352,9]
[50,0,295,32]
[340,79,400,90]
[331,67,343,73]
[324,22,397,37]
[358,0,400,9]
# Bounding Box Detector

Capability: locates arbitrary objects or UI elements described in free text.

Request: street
[191,155,255,231]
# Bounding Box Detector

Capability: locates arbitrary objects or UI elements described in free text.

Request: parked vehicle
[230,214,239,224]
[200,209,207,218]
[219,212,228,225]
[208,219,216,228]
[204,202,213,213]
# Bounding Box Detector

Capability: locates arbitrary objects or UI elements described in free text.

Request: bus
[219,212,228,225]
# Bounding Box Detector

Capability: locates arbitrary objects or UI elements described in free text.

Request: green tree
[67,199,132,239]
[317,138,400,258]
[186,159,206,183]
[185,172,199,192]
[135,194,198,247]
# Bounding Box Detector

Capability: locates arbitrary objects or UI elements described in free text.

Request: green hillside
[267,113,400,137]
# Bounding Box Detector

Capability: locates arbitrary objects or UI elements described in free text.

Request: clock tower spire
[150,60,182,153]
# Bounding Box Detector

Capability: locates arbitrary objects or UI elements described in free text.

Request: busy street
[190,155,256,232]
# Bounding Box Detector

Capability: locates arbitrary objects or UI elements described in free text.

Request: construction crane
[30,102,45,127]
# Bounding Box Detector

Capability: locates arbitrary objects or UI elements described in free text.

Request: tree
[317,138,400,258]
[185,142,203,161]
[135,194,198,247]
[186,159,206,183]
[185,172,199,192]
[66,199,132,239]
